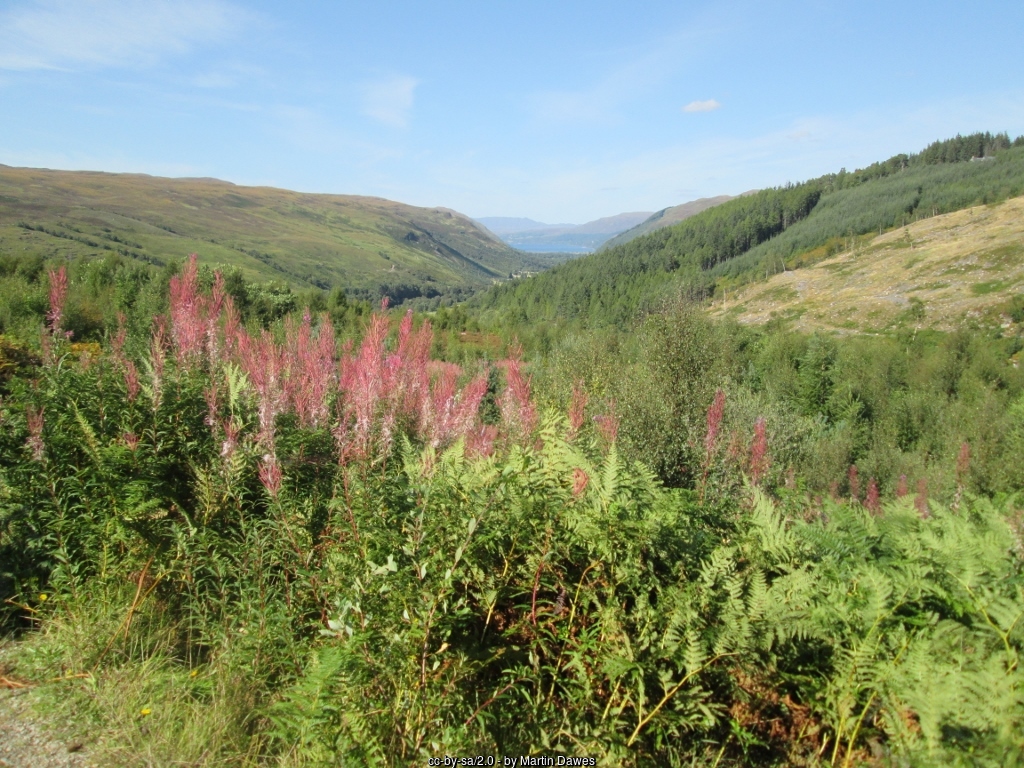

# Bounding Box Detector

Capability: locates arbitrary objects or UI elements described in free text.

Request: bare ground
[710,195,1024,334]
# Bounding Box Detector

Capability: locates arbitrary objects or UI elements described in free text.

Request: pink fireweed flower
[124,360,141,403]
[571,467,589,498]
[46,266,69,338]
[865,478,881,514]
[282,311,336,429]
[915,478,929,518]
[204,384,220,429]
[498,345,537,443]
[896,474,909,498]
[123,432,140,452]
[259,454,283,498]
[466,424,498,459]
[749,417,769,485]
[238,330,287,450]
[26,406,44,461]
[848,464,860,502]
[594,407,619,446]
[568,382,588,438]
[704,389,726,455]
[168,255,206,364]
[220,418,240,459]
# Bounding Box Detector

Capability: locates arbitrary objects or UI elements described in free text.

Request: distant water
[507,243,594,254]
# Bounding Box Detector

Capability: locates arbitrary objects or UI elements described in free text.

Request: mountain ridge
[476,210,653,254]
[0,165,548,304]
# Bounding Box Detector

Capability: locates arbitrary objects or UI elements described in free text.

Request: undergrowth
[1,259,1022,766]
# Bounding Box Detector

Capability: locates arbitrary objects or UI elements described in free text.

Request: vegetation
[474,135,1024,332]
[2,132,1024,766]
[0,165,551,306]
[712,195,1024,334]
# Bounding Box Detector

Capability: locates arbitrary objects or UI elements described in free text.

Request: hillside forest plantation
[1,132,1024,766]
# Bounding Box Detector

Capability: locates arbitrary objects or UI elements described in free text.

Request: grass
[0,165,551,299]
[4,584,264,766]
[711,194,1024,333]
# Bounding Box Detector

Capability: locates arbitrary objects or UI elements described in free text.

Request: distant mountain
[476,211,653,256]
[0,166,551,303]
[599,195,742,251]
[475,217,573,235]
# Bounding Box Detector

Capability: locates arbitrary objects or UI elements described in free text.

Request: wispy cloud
[683,98,721,113]
[525,13,726,126]
[437,89,1024,221]
[359,75,418,128]
[0,0,247,71]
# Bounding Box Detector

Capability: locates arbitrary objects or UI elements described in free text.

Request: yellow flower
[38,593,48,602]
[140,708,152,716]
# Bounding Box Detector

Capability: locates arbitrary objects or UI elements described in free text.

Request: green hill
[597,194,738,251]
[0,165,547,303]
[473,132,1024,330]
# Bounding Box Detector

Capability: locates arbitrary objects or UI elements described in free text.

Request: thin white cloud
[0,0,246,71]
[432,89,1024,221]
[359,75,418,128]
[683,99,721,113]
[525,12,727,126]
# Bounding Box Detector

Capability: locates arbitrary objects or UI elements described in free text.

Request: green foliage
[3,133,1024,766]
[0,165,550,306]
[474,184,822,330]
[473,134,1024,336]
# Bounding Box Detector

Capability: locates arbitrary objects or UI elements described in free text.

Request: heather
[1,258,1023,766]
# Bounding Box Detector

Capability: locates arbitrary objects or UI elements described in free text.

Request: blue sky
[1,0,1022,223]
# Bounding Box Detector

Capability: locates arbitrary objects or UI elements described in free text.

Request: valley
[0,165,549,304]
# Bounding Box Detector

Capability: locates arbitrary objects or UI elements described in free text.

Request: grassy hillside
[598,194,737,250]
[0,165,547,303]
[473,134,1024,331]
[712,195,1024,334]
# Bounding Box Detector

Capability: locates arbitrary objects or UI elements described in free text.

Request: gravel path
[0,686,94,768]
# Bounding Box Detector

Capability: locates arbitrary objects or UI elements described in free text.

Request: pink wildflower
[704,389,726,455]
[46,266,69,338]
[594,405,619,445]
[26,406,44,461]
[123,432,140,452]
[896,474,909,498]
[124,360,141,403]
[865,478,881,515]
[749,417,769,485]
[915,478,929,518]
[498,344,537,443]
[259,454,283,498]
[848,464,860,502]
[168,255,206,364]
[466,424,498,458]
[568,383,588,438]
[571,467,589,498]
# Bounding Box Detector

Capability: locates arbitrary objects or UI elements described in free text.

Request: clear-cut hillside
[710,196,1024,333]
